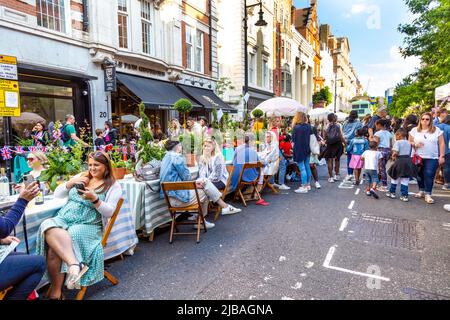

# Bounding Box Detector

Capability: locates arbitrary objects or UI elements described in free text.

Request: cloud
[359,46,421,96]
[351,4,369,14]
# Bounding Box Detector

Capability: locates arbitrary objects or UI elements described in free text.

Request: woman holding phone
[35,151,122,300]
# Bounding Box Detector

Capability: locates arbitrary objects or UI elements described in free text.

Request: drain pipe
[208,0,212,75]
[82,0,89,32]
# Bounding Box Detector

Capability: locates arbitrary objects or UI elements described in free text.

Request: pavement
[71,163,450,300]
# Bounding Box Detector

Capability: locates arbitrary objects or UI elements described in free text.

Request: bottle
[0,168,10,202]
[35,181,45,205]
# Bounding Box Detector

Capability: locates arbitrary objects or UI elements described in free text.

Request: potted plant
[174,98,193,129]
[110,151,133,179]
[179,132,197,167]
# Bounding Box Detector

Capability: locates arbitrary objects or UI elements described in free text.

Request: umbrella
[336,112,349,122]
[11,112,46,124]
[256,97,308,117]
[308,108,331,121]
[121,114,140,124]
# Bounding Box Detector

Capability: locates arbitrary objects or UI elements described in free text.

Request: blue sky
[293,0,421,96]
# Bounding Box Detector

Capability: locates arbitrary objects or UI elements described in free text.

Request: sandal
[425,195,435,204]
[66,263,89,290]
[414,191,425,199]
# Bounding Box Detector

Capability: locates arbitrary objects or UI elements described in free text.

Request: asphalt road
[81,163,450,300]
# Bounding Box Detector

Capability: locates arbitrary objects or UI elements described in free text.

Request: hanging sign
[104,65,116,92]
[0,55,20,116]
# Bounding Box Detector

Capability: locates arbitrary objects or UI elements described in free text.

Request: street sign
[0,55,20,117]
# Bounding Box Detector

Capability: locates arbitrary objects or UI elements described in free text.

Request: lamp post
[243,0,267,113]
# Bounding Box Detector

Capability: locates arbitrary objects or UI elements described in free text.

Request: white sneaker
[315,181,321,189]
[306,185,312,191]
[279,184,291,190]
[295,187,308,194]
[344,175,354,182]
[221,205,242,215]
[409,179,418,185]
[272,183,281,188]
[194,220,215,229]
[444,204,450,212]
[328,178,335,183]
[334,175,341,181]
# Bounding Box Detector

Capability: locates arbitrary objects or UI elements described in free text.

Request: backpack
[60,124,71,143]
[326,124,342,145]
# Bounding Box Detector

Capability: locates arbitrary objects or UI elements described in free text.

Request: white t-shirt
[362,150,383,170]
[409,127,443,159]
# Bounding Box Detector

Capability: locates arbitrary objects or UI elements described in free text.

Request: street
[82,164,450,300]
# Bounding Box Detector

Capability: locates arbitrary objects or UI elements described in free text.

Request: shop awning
[178,84,237,113]
[116,72,201,109]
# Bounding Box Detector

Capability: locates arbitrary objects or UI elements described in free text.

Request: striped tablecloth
[13,190,138,260]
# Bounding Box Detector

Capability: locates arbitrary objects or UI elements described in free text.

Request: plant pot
[185,154,196,167]
[112,167,127,180]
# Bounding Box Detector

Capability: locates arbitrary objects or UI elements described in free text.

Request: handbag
[310,134,320,155]
[412,153,423,167]
[134,162,162,192]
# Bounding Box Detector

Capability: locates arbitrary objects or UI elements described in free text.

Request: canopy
[121,114,139,124]
[435,82,450,102]
[336,112,349,122]
[12,112,46,124]
[255,97,308,117]
[308,108,331,121]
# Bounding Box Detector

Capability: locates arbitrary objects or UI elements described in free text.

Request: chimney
[319,24,330,43]
[311,0,317,7]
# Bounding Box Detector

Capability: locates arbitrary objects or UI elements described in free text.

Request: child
[374,119,393,191]
[386,128,417,202]
[361,141,383,199]
[94,129,105,148]
[347,128,369,185]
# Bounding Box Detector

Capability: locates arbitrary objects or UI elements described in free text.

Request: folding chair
[260,158,280,194]
[161,181,206,244]
[234,162,263,207]
[0,287,12,300]
[209,165,235,221]
[75,198,124,300]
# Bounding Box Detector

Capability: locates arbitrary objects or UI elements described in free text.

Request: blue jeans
[0,252,46,300]
[389,178,410,197]
[417,159,439,195]
[347,152,354,175]
[378,147,391,186]
[297,158,312,186]
[364,169,379,188]
[444,153,450,184]
[278,151,288,185]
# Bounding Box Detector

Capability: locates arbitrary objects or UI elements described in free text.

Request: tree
[215,77,235,99]
[174,98,193,128]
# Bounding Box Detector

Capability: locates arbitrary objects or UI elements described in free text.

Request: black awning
[116,72,201,109]
[178,84,237,113]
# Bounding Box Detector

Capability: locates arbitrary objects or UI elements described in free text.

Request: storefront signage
[116,61,165,78]
[0,55,20,117]
[104,65,116,92]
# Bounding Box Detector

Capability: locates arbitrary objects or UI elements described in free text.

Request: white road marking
[282,296,294,300]
[339,218,349,231]
[348,200,355,210]
[291,282,303,290]
[355,188,360,195]
[322,246,390,282]
[279,256,287,262]
[305,261,314,268]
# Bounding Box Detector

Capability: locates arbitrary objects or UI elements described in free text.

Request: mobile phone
[23,174,35,187]
[73,183,86,195]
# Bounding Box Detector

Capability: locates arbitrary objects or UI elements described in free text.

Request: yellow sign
[0,55,20,117]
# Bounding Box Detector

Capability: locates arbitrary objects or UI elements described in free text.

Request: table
[3,191,138,260]
[118,167,199,239]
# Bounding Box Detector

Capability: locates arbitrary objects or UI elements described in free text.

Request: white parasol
[308,108,332,121]
[256,97,308,117]
[121,114,140,124]
[11,112,46,124]
[336,112,349,122]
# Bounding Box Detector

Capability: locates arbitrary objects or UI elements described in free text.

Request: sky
[293,0,422,97]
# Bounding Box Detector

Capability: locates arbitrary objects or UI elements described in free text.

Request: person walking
[368,106,388,141]
[292,112,312,194]
[343,111,363,181]
[409,112,445,204]
[373,119,394,191]
[61,114,89,148]
[322,113,344,183]
[103,121,118,146]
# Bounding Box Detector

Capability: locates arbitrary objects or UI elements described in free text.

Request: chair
[0,287,12,300]
[260,158,280,194]
[209,165,235,221]
[161,181,206,244]
[75,198,124,300]
[234,162,263,207]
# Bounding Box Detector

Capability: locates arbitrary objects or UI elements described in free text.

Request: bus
[351,100,373,118]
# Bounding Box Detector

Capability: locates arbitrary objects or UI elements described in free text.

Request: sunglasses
[26,158,36,161]
[421,118,431,121]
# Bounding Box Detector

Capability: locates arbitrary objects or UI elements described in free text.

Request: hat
[378,105,387,113]
[165,140,181,151]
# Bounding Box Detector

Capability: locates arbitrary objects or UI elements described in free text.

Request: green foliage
[243,112,250,131]
[215,77,235,98]
[252,108,264,118]
[211,108,220,129]
[174,98,193,127]
[110,151,133,171]
[390,0,450,116]
[313,86,333,105]
[136,102,166,164]
[179,132,202,155]
[14,136,33,147]
[40,142,85,191]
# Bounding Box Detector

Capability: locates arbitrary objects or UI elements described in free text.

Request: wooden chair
[0,287,12,300]
[260,158,280,194]
[209,165,235,221]
[234,162,263,207]
[161,181,206,244]
[75,198,124,300]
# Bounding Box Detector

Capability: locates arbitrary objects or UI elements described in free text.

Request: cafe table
[118,166,199,240]
[2,191,138,260]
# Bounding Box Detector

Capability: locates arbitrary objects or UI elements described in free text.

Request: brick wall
[0,0,36,16]
[181,21,187,68]
[203,32,211,76]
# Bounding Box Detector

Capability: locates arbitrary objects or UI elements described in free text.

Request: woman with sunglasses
[409,112,445,204]
[26,151,48,180]
[35,151,122,299]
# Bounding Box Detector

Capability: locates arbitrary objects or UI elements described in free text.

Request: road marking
[322,246,390,282]
[339,218,349,231]
[339,182,355,189]
[355,188,360,195]
[348,200,355,210]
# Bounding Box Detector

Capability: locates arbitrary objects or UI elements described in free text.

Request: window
[281,40,285,60]
[281,72,285,93]
[118,0,128,49]
[141,0,153,55]
[263,59,269,89]
[249,53,256,85]
[185,26,194,70]
[195,30,204,73]
[281,71,292,96]
[36,0,66,33]
[286,42,291,62]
